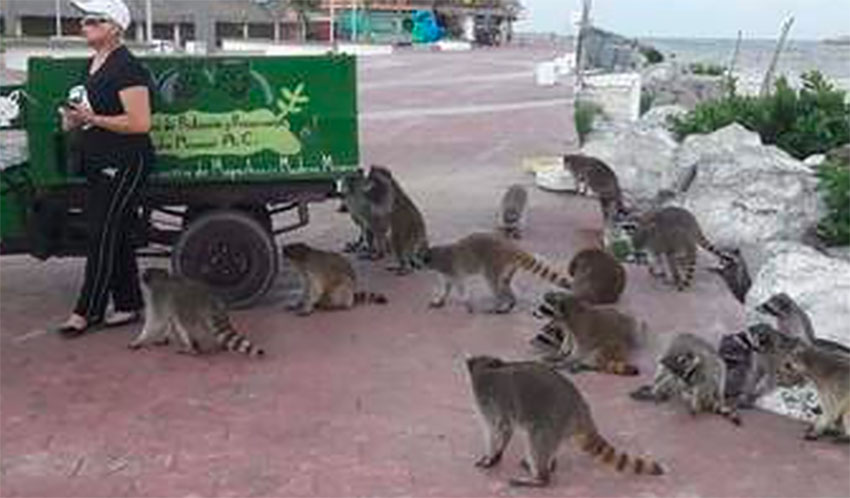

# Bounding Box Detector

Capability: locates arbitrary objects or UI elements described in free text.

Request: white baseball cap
[71,0,131,31]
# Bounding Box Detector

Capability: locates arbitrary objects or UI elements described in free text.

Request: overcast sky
[513,0,850,40]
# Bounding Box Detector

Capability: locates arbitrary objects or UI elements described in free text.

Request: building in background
[0,0,522,49]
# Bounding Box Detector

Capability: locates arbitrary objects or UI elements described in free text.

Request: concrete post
[462,15,474,42]
[242,22,249,39]
[274,20,280,42]
[194,11,215,52]
[145,0,153,43]
[1,0,20,37]
[173,23,181,46]
[55,0,63,37]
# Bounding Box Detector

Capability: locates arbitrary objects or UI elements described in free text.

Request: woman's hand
[66,87,151,134]
[58,105,86,131]
[65,103,97,126]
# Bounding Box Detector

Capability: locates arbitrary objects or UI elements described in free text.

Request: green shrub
[639,46,664,65]
[688,62,726,76]
[670,71,850,160]
[816,160,850,246]
[574,100,603,146]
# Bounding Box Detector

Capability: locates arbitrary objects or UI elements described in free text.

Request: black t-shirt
[81,45,154,155]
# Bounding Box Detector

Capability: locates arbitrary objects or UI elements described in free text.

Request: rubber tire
[172,209,277,309]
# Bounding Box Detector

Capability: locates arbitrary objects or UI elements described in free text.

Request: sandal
[56,323,90,339]
[54,314,105,339]
[103,311,141,328]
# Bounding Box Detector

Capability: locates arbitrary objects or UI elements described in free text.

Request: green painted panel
[1,54,360,243]
[25,54,360,186]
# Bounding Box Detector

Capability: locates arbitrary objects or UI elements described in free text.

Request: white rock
[744,241,850,422]
[755,384,821,423]
[803,154,826,167]
[745,241,850,348]
[580,123,679,205]
[643,72,726,110]
[677,124,820,247]
[639,104,687,130]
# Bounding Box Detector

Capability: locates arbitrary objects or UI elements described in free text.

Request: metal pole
[725,29,742,95]
[760,15,794,97]
[55,0,63,37]
[146,0,153,42]
[352,0,358,42]
[574,0,591,90]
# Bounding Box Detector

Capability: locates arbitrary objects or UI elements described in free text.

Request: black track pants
[74,150,151,322]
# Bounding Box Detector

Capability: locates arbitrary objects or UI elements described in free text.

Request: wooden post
[760,16,794,97]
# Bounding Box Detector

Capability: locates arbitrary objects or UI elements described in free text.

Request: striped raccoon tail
[353,291,388,305]
[574,432,664,475]
[673,250,697,291]
[211,313,265,357]
[695,231,735,264]
[514,251,571,288]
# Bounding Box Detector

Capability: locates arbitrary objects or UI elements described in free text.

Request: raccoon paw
[474,454,502,468]
[127,342,143,350]
[629,385,658,402]
[520,458,557,473]
[831,434,850,444]
[428,299,446,309]
[389,266,413,276]
[509,476,549,488]
[726,413,742,426]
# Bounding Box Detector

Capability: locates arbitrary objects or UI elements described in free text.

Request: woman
[56,0,153,337]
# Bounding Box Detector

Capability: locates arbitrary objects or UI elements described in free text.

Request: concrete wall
[578,72,642,122]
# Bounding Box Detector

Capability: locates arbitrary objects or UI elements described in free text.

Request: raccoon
[497,184,528,239]
[281,243,387,315]
[706,248,751,304]
[719,323,807,408]
[563,154,625,222]
[369,166,429,274]
[129,268,264,356]
[535,291,645,375]
[757,293,850,355]
[467,355,664,487]
[339,172,391,259]
[423,232,570,313]
[568,248,626,304]
[627,206,734,291]
[631,333,740,425]
[777,338,850,442]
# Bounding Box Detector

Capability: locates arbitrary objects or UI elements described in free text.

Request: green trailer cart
[0,54,359,307]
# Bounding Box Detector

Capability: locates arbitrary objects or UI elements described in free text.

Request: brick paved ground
[1,45,848,497]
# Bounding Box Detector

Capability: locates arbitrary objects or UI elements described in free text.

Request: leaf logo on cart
[150,84,309,158]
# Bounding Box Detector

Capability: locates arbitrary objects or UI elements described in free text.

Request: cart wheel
[173,209,277,308]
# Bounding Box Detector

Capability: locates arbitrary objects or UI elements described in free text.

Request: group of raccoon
[127,155,850,489]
